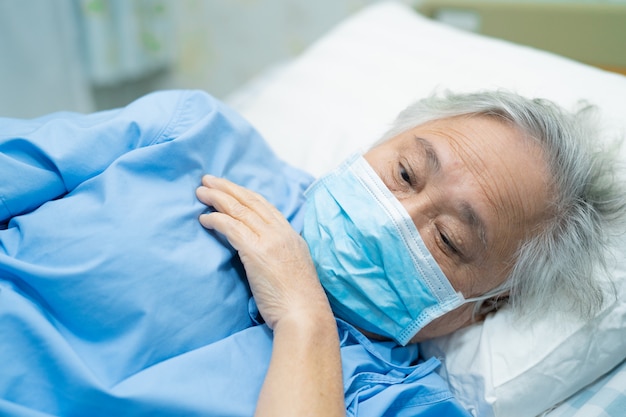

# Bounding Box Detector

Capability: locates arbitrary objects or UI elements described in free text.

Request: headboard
[418,0,626,76]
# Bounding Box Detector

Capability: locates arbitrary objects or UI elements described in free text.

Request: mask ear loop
[475,294,510,317]
[463,284,512,321]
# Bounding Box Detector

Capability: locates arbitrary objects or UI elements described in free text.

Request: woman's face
[364,115,551,341]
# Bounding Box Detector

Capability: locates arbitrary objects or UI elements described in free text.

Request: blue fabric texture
[0,90,470,417]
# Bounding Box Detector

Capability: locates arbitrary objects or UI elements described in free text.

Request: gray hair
[382,90,626,320]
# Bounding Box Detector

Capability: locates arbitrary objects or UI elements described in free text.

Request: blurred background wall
[1,0,623,118]
[0,0,406,118]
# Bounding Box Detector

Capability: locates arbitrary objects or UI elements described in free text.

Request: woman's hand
[196,175,345,417]
[195,175,331,329]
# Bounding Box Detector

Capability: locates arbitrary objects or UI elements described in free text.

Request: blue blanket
[0,90,470,416]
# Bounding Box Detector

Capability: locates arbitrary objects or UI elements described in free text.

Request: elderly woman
[0,90,623,416]
[197,91,625,416]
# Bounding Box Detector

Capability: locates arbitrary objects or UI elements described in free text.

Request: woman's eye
[439,231,459,255]
[400,166,411,184]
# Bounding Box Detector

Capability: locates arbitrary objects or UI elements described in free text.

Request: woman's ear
[474,294,510,322]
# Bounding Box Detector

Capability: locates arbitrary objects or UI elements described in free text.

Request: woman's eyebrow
[414,136,441,173]
[460,201,488,252]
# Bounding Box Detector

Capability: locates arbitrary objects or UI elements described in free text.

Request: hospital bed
[225,2,626,417]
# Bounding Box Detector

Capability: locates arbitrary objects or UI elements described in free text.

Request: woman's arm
[196,175,345,417]
[256,303,343,417]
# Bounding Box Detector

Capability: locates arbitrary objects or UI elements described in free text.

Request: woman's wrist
[272,301,337,339]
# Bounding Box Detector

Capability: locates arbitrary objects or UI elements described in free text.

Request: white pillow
[226,2,626,417]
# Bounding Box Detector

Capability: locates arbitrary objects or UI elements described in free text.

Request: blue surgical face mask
[302,153,481,345]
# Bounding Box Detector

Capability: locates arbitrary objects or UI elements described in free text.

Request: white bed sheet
[542,359,626,417]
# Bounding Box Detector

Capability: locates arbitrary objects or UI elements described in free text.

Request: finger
[199,211,255,252]
[201,175,279,219]
[195,184,213,206]
[200,176,287,226]
[196,185,268,233]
